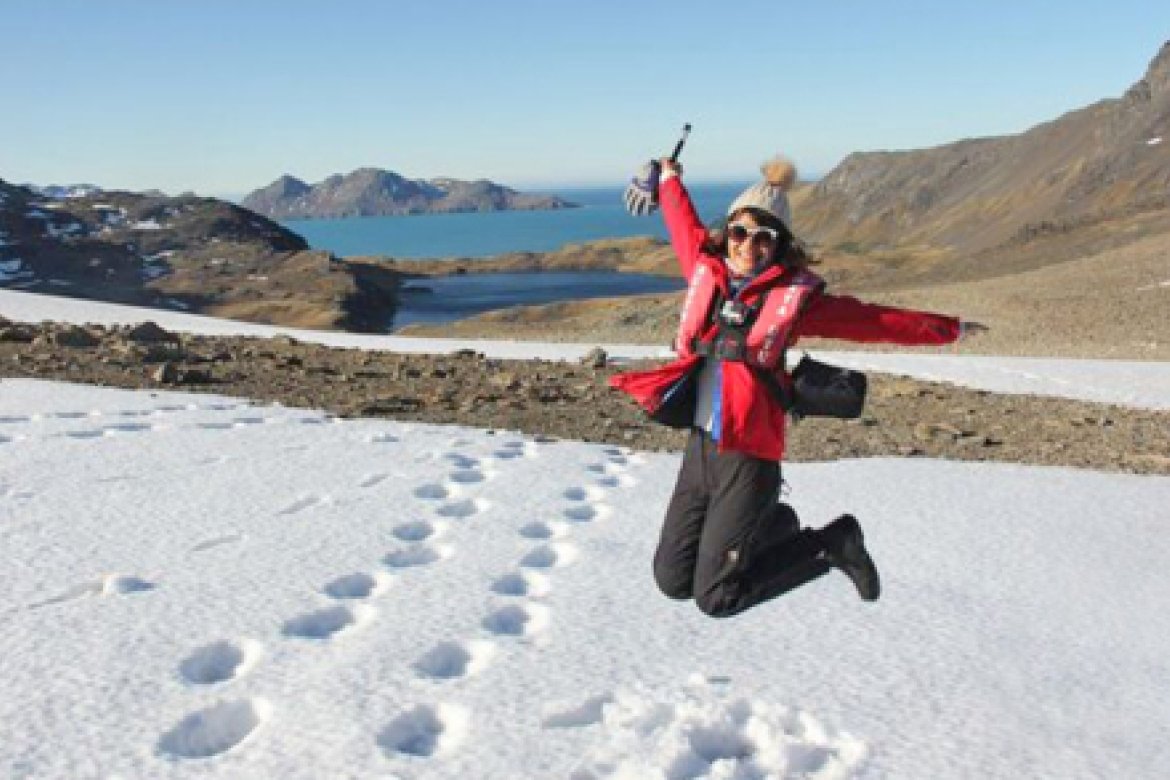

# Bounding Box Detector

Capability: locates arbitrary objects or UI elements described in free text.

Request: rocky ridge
[3,316,1167,477]
[794,40,1170,255]
[242,167,576,219]
[0,178,409,331]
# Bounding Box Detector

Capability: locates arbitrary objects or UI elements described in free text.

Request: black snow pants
[654,428,830,618]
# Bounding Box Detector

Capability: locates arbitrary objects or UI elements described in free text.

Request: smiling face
[724,209,776,277]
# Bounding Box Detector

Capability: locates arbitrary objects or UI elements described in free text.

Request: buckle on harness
[692,335,747,362]
[718,299,750,327]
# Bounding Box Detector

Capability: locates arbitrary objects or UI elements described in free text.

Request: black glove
[623,160,661,216]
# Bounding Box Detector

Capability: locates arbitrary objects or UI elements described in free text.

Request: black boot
[819,514,880,601]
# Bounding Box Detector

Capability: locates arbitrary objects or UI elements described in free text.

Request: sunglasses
[726,222,779,245]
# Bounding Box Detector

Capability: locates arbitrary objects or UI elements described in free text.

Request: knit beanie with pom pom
[726,157,798,234]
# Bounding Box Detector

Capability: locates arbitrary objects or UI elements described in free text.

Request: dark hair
[703,206,812,268]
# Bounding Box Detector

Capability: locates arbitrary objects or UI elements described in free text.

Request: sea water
[393,271,686,329]
[283,183,746,330]
[284,183,747,259]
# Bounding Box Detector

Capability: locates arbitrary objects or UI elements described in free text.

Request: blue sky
[2,1,1167,196]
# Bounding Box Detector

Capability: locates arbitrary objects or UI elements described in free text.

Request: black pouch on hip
[790,355,868,419]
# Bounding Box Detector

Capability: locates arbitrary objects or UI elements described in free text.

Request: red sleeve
[658,176,708,281]
[794,293,961,345]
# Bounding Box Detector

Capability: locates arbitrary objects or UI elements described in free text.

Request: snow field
[0,381,876,778]
[1,373,1169,778]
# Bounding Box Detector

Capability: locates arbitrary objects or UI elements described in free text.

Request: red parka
[609,176,961,461]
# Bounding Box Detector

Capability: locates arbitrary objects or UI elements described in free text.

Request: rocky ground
[3,317,1168,476]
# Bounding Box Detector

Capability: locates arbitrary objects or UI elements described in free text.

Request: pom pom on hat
[760,156,797,191]
[727,155,799,233]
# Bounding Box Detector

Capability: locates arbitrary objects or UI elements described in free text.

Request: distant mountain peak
[241,167,576,220]
[1142,39,1170,94]
[267,175,310,197]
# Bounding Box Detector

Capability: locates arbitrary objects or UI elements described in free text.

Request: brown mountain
[795,41,1170,255]
[242,168,577,219]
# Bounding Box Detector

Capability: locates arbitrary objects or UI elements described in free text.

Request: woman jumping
[611,155,984,618]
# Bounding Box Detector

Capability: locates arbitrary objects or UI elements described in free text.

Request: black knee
[693,583,743,619]
[653,559,694,601]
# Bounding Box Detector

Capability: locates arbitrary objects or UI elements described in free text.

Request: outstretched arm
[794,293,962,346]
[658,162,709,281]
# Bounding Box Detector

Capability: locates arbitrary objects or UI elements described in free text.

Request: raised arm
[658,164,709,281]
[794,293,961,346]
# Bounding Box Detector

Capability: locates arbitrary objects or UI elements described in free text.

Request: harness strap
[692,275,826,413]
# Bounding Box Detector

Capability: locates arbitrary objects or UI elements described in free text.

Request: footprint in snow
[482,602,550,637]
[601,447,645,465]
[197,403,241,412]
[435,497,489,519]
[103,422,155,434]
[414,483,454,501]
[492,441,535,460]
[378,703,469,758]
[365,431,399,444]
[412,640,495,680]
[179,640,262,685]
[518,520,569,540]
[323,572,389,600]
[0,415,32,424]
[595,473,637,489]
[282,604,374,640]
[563,485,608,502]
[586,461,627,476]
[393,520,442,542]
[559,680,870,779]
[157,698,270,759]
[443,453,480,470]
[563,503,610,523]
[491,571,551,598]
[521,543,578,569]
[383,544,453,569]
[448,468,489,485]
